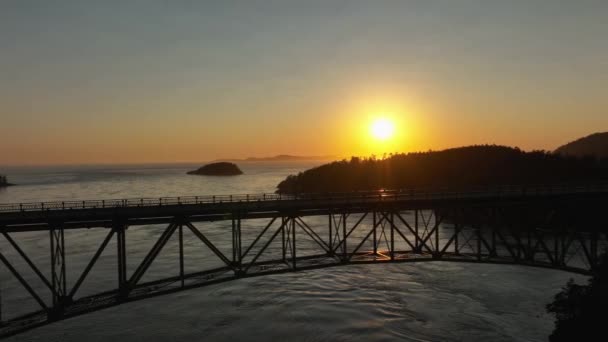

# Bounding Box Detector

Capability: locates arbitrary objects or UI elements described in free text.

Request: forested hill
[554,132,608,159]
[276,145,608,194]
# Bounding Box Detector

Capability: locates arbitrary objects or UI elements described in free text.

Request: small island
[0,175,15,187]
[187,162,243,176]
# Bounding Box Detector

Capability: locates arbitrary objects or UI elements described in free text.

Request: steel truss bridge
[1,185,607,337]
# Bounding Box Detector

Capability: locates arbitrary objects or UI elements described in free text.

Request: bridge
[1,184,607,337]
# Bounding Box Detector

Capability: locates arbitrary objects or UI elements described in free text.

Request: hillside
[554,132,608,159]
[276,145,608,194]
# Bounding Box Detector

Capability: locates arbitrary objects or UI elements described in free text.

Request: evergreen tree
[547,254,608,341]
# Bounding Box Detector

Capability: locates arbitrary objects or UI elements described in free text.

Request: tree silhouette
[276,145,608,194]
[546,254,608,341]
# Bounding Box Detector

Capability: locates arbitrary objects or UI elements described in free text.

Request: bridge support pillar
[281,217,287,263]
[178,224,185,286]
[431,213,441,260]
[390,212,395,261]
[49,224,67,320]
[342,213,347,263]
[413,210,422,254]
[327,214,333,255]
[454,223,460,255]
[372,212,378,255]
[291,216,297,270]
[232,215,243,275]
[115,223,128,297]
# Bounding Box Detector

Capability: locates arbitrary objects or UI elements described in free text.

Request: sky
[1,0,607,165]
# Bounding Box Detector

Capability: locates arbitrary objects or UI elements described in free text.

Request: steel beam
[127,222,178,291]
[116,223,127,293]
[1,232,54,293]
[185,222,232,268]
[49,225,66,313]
[0,251,48,310]
[68,228,115,299]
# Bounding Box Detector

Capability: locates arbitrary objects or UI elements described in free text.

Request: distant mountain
[554,132,608,159]
[212,155,335,162]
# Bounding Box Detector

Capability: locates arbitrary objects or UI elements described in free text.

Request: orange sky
[1,2,607,165]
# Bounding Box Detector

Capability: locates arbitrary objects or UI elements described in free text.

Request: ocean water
[0,162,583,341]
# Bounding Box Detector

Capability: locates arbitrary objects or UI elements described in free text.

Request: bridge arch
[1,186,607,337]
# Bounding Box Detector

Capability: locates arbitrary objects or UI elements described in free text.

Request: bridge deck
[1,184,607,337]
[2,184,608,230]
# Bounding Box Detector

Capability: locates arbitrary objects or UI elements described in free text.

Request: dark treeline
[547,254,608,341]
[276,145,608,194]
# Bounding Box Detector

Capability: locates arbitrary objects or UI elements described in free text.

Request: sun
[370,118,395,141]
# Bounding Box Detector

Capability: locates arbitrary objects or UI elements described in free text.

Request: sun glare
[370,118,395,141]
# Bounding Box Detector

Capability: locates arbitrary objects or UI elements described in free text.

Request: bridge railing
[1,182,607,213]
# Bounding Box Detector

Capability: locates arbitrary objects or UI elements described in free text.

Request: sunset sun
[370,118,395,141]
[0,2,605,340]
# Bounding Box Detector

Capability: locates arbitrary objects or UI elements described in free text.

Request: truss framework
[0,202,606,338]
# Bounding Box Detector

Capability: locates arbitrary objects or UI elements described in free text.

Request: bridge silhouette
[1,184,607,337]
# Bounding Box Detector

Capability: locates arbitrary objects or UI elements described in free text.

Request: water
[0,162,311,202]
[0,162,584,341]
